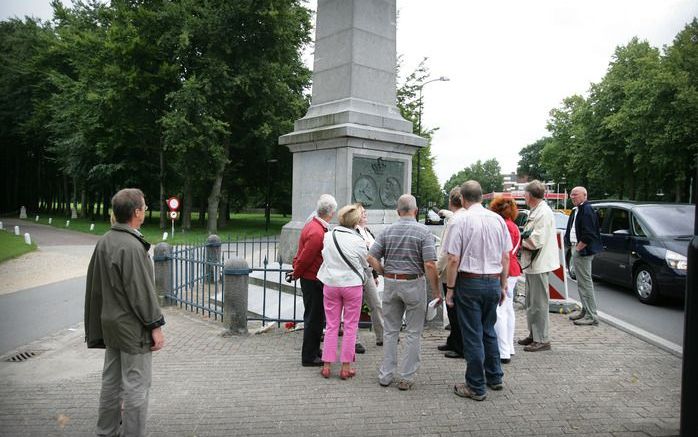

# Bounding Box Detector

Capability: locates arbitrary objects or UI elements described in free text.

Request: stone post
[223,258,249,336]
[205,234,222,283]
[153,242,173,306]
[19,206,27,219]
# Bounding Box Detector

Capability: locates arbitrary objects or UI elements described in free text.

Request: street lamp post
[265,159,278,232]
[416,76,449,222]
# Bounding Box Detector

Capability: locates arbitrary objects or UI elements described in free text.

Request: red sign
[166,197,180,211]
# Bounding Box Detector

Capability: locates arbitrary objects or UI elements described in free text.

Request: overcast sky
[3,0,697,185]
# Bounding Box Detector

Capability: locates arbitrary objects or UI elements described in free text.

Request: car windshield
[636,205,695,237]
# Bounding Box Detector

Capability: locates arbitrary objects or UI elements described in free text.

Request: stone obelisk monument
[278,0,426,262]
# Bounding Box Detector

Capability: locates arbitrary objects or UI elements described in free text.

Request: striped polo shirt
[369,217,437,275]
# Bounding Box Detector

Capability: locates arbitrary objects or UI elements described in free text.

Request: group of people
[292,179,603,402]
[82,181,604,435]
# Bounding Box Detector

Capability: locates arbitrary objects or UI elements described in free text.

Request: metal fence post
[223,257,249,335]
[206,234,222,283]
[153,242,173,306]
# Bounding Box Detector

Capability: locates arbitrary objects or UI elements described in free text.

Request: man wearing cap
[445,180,511,401]
[368,194,441,391]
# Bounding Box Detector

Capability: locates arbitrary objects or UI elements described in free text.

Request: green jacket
[84,223,165,354]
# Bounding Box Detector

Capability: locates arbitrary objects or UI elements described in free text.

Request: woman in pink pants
[317,204,368,379]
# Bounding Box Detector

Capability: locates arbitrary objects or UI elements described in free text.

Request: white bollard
[162,232,168,241]
[0,221,3,230]
[90,223,95,231]
[71,207,77,219]
[24,233,31,245]
[19,206,27,219]
[48,218,52,225]
[66,220,70,227]
[14,225,20,236]
[35,215,39,222]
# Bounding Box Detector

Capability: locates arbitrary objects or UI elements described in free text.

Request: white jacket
[521,201,560,274]
[317,226,368,287]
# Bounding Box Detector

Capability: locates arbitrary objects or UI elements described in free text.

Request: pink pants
[321,284,363,363]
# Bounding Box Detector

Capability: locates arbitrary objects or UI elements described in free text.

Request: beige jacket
[436,208,464,283]
[521,201,560,274]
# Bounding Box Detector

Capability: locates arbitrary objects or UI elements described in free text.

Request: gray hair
[397,194,417,213]
[525,180,546,199]
[316,194,337,217]
[460,180,483,203]
[112,188,145,223]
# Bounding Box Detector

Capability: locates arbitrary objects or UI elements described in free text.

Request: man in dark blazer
[564,186,603,326]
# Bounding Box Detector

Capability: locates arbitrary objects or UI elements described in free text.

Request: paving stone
[0,305,681,436]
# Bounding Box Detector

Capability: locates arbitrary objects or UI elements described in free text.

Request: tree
[443,159,503,195]
[396,57,444,208]
[517,138,551,182]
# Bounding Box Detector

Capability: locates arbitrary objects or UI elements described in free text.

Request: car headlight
[665,250,687,271]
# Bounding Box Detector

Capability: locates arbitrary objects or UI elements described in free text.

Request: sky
[3,0,697,185]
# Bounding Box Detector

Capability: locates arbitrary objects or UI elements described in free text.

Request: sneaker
[517,336,534,346]
[487,382,503,391]
[569,310,587,321]
[397,380,413,391]
[355,343,366,354]
[573,317,599,326]
[523,341,551,352]
[453,383,486,401]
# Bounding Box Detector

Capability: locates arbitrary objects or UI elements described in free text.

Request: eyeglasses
[140,205,148,212]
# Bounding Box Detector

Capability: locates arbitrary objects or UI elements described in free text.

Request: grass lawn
[0,230,37,263]
[20,211,291,244]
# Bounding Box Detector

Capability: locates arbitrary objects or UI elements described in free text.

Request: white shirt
[569,206,578,244]
[317,226,368,287]
[356,225,375,249]
[446,203,512,274]
[436,208,466,282]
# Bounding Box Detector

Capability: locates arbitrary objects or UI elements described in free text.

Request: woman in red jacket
[291,194,337,367]
[489,197,521,364]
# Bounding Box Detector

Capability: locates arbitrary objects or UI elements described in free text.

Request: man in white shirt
[445,181,512,401]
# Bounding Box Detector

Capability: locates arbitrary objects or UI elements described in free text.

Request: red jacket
[506,218,522,277]
[293,217,328,280]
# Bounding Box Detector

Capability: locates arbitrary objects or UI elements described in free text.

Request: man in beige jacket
[518,180,560,352]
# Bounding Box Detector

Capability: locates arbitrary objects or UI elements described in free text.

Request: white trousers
[494,276,518,359]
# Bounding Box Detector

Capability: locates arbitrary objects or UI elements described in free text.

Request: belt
[384,273,423,280]
[459,272,500,279]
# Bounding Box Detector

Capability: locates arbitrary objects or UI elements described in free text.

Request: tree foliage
[396,57,444,208]
[526,20,698,202]
[443,159,504,195]
[0,0,312,231]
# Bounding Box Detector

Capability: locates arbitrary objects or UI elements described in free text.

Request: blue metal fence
[169,235,303,326]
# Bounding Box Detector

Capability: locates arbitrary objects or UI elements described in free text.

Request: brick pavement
[0,305,680,436]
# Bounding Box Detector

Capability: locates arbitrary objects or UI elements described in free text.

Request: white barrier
[35,215,39,222]
[162,232,168,241]
[48,218,52,225]
[14,225,20,236]
[24,233,31,245]
[66,220,70,227]
[90,223,95,231]
[0,221,3,230]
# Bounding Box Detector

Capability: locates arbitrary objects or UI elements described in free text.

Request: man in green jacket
[85,188,165,437]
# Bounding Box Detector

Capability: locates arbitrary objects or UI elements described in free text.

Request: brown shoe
[517,336,534,346]
[524,341,551,352]
[397,380,413,391]
[569,310,586,321]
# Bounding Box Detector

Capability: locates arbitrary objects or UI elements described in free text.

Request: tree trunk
[103,191,110,221]
[159,148,166,230]
[80,189,86,218]
[218,190,228,229]
[182,178,192,231]
[206,163,225,235]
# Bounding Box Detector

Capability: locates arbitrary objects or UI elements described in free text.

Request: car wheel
[634,265,660,305]
[565,249,576,280]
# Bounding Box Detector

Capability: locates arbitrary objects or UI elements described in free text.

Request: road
[565,275,685,347]
[0,277,85,355]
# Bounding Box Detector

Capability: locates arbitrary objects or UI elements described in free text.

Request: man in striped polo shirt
[368,194,442,391]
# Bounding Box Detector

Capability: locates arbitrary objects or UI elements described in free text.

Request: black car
[580,201,693,304]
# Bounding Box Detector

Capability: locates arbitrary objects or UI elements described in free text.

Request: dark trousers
[442,283,463,355]
[455,276,503,396]
[300,278,325,363]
